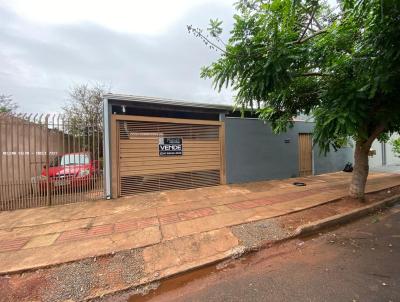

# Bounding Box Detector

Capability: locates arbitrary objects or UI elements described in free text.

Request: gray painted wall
[313,145,353,175]
[225,118,353,184]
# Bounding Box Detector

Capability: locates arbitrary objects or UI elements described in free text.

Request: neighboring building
[102,94,353,199]
[369,133,400,168]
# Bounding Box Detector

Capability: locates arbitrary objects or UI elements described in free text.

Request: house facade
[102,94,353,199]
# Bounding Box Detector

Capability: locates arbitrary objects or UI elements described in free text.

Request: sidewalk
[0,172,400,301]
[371,164,400,174]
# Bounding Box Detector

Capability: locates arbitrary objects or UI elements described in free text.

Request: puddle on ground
[127,233,330,301]
[128,263,220,302]
[127,242,292,302]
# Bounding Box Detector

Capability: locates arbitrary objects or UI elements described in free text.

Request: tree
[392,137,400,157]
[0,94,18,113]
[63,83,107,157]
[63,83,105,128]
[189,0,400,199]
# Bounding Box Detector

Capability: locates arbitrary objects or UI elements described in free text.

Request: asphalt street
[129,203,400,302]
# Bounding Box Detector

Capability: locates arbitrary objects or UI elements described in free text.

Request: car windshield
[60,154,90,166]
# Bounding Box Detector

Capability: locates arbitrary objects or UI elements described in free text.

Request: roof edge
[103,93,233,111]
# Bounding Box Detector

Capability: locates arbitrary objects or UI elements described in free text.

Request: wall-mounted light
[284,139,291,143]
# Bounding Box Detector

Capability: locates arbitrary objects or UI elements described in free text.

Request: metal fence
[0,113,104,211]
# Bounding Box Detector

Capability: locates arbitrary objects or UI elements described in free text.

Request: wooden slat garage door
[298,133,313,176]
[115,117,223,196]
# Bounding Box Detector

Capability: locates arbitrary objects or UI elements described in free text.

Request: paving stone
[156,196,247,216]
[161,208,278,240]
[88,224,114,237]
[0,172,398,275]
[252,199,274,207]
[177,207,215,220]
[137,217,159,228]
[0,218,93,240]
[92,208,157,226]
[143,228,238,273]
[114,217,158,233]
[57,228,88,242]
[108,226,162,251]
[158,213,180,225]
[0,226,161,274]
[0,237,30,253]
[22,233,60,249]
[226,200,261,210]
[57,224,114,243]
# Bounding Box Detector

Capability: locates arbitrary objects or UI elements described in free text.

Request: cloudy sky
[0,0,235,112]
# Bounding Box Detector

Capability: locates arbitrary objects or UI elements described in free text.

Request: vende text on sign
[159,137,183,156]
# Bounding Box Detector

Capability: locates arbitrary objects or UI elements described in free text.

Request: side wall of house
[313,146,353,174]
[369,133,400,167]
[386,133,400,165]
[225,118,353,184]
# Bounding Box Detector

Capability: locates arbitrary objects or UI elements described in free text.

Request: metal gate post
[103,98,112,199]
[45,115,51,206]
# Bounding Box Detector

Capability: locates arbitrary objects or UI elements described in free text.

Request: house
[102,94,353,199]
[369,133,400,168]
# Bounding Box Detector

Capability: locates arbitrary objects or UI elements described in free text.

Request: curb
[293,194,400,237]
[96,194,400,301]
[3,192,400,302]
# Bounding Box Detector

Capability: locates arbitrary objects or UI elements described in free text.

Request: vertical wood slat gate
[111,115,225,197]
[298,133,313,177]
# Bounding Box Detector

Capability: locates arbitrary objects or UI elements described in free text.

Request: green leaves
[391,137,400,156]
[207,19,223,38]
[197,0,400,151]
[0,95,18,114]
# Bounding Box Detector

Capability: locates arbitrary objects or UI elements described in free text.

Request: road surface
[128,204,400,302]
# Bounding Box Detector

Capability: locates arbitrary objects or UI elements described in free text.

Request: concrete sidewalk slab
[0,172,399,276]
[0,226,161,274]
[143,228,238,274]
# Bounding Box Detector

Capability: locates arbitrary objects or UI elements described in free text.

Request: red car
[33,152,100,192]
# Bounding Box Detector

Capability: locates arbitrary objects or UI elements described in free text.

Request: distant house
[369,133,400,168]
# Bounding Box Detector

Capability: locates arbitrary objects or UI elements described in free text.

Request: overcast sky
[0,0,235,113]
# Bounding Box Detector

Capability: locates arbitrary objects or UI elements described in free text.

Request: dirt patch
[230,186,400,251]
[0,248,146,302]
[231,218,290,249]
[92,248,145,290]
[42,258,97,302]
[279,185,400,232]
[0,273,49,302]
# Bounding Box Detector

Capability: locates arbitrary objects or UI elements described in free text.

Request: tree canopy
[63,83,106,130]
[62,83,106,156]
[190,0,400,198]
[0,94,18,113]
[392,137,400,157]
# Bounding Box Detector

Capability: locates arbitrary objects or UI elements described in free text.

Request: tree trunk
[349,140,371,200]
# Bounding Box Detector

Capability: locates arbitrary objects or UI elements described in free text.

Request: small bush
[391,138,400,157]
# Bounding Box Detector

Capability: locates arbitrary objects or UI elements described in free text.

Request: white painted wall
[369,133,400,167]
